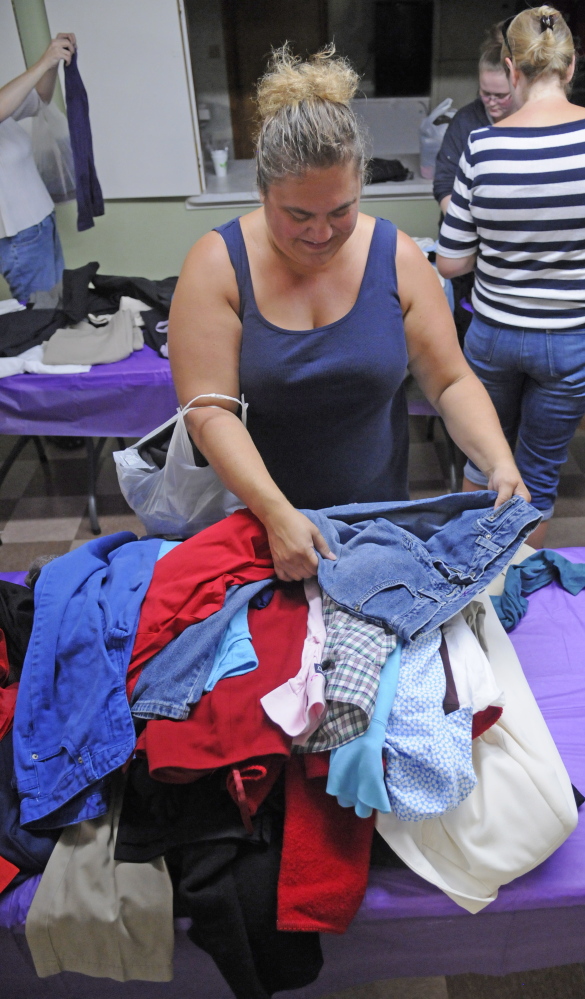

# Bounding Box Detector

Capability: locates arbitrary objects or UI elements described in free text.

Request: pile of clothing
[0,261,176,376]
[0,491,580,999]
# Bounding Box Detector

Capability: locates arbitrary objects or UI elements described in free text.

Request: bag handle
[181,393,248,429]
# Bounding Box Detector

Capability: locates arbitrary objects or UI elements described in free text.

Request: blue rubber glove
[327,641,402,818]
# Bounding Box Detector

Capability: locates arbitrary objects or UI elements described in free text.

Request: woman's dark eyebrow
[285,198,357,216]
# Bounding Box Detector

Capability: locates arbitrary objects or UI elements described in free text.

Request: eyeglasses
[479,88,513,105]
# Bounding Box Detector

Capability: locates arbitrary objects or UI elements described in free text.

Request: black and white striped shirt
[438,119,585,329]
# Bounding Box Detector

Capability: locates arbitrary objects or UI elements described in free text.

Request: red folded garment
[128,509,273,691]
[0,855,19,894]
[0,683,18,743]
[278,753,375,935]
[140,584,307,781]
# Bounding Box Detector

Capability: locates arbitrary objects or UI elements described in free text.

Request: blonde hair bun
[257,44,359,122]
[505,5,574,82]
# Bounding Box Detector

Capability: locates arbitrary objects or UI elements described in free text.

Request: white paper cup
[211,149,228,177]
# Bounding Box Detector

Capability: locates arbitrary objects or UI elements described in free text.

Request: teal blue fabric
[492,549,585,631]
[326,641,402,819]
[156,540,182,560]
[203,600,258,692]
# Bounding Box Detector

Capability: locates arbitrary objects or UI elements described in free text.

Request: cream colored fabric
[376,554,577,914]
[25,773,174,982]
[43,309,143,366]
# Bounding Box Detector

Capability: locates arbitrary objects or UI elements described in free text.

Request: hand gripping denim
[301,491,541,641]
[13,533,161,829]
[131,578,274,720]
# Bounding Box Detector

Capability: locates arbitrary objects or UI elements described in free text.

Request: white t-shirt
[0,90,54,239]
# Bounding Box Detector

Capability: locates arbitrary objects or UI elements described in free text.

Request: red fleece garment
[278,753,375,935]
[128,509,273,692]
[139,584,307,781]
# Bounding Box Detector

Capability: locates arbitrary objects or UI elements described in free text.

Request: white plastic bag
[419,98,456,180]
[31,101,76,204]
[113,394,247,537]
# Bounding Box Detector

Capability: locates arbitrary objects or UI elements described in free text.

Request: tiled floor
[0,421,583,998]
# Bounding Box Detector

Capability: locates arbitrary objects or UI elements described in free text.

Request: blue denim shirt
[13,533,160,829]
[131,577,274,721]
[302,491,541,641]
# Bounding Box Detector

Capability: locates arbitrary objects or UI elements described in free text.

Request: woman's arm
[436,249,477,279]
[168,230,335,580]
[396,232,529,506]
[0,34,75,122]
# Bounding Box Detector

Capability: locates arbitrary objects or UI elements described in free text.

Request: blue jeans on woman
[0,211,64,302]
[463,314,585,518]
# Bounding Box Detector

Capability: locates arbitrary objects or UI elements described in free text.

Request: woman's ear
[505,57,520,90]
[565,54,576,85]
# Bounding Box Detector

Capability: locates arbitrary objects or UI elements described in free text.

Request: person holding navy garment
[438,6,585,548]
[0,33,75,301]
[169,44,528,583]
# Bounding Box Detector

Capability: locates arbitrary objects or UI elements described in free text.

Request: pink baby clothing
[261,578,327,745]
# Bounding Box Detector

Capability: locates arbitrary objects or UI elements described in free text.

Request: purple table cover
[0,346,178,438]
[1,549,585,995]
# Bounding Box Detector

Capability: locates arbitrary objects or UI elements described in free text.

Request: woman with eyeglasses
[437,6,585,548]
[433,23,516,217]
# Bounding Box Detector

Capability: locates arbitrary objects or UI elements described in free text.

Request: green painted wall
[3,0,439,295]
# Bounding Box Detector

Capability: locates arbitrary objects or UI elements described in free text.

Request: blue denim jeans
[464,315,585,517]
[302,491,541,641]
[0,211,64,302]
[131,578,274,721]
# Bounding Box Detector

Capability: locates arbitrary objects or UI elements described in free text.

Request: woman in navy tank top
[169,45,527,582]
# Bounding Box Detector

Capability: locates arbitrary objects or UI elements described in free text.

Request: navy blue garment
[63,52,104,232]
[0,730,59,893]
[13,533,161,830]
[302,491,541,641]
[131,578,274,721]
[492,549,585,632]
[433,98,489,204]
[215,216,410,509]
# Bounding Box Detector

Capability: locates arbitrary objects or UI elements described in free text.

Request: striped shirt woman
[436,5,585,543]
[438,119,585,329]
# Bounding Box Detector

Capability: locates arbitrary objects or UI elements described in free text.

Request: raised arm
[396,231,529,506]
[0,34,75,122]
[167,231,334,579]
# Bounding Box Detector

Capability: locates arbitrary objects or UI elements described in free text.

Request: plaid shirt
[299,594,397,752]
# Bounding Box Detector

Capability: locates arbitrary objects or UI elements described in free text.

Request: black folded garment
[366,157,414,183]
[0,309,65,357]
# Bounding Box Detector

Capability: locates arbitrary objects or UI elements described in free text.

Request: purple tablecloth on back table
[1,549,585,996]
[0,346,178,438]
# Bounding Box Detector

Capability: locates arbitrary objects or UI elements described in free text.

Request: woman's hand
[488,462,531,508]
[263,504,336,582]
[42,34,77,69]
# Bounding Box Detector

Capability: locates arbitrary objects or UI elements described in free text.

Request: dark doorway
[374,0,434,96]
[221,0,328,159]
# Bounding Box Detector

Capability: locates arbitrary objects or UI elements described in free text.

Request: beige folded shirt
[43,309,143,366]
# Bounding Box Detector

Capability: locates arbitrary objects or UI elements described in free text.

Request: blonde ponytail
[504,6,574,83]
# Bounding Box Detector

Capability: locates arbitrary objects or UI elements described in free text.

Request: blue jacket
[13,533,160,829]
[302,492,541,641]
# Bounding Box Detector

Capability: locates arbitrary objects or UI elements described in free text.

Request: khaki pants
[25,771,174,982]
